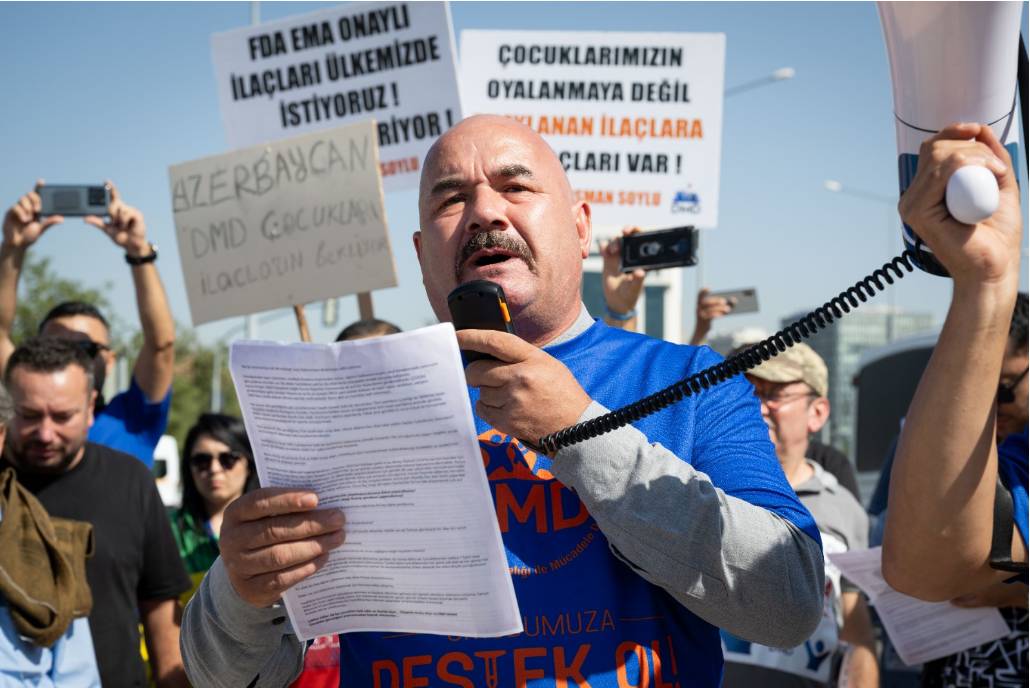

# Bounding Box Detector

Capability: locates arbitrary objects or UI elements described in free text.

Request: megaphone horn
[878,1,1022,276]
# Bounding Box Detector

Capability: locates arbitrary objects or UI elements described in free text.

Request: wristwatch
[125,243,158,266]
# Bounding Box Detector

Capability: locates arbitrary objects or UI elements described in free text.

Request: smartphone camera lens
[87,187,106,206]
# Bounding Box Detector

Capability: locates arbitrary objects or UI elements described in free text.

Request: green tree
[165,329,240,449]
[13,255,122,345]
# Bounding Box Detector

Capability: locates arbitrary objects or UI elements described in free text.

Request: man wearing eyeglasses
[0,336,190,687]
[720,343,879,688]
[0,181,176,467]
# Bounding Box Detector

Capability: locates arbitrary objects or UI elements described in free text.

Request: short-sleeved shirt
[808,441,861,501]
[1,444,191,687]
[88,376,171,468]
[722,460,869,687]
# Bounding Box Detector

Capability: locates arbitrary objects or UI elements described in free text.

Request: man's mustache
[455,231,537,281]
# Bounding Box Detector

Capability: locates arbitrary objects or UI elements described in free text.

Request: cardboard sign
[211,1,462,191]
[460,31,725,228]
[169,121,396,326]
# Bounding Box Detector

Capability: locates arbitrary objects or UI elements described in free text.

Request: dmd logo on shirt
[479,430,597,577]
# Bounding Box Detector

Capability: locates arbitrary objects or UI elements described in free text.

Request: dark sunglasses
[997,367,1029,405]
[71,339,111,359]
[189,451,244,472]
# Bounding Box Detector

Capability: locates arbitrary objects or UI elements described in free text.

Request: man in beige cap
[721,343,879,688]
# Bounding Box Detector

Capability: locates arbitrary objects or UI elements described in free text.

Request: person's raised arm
[883,123,1027,600]
[84,182,174,402]
[0,181,64,370]
[689,287,734,346]
[600,227,645,330]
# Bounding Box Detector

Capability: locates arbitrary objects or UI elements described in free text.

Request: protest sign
[211,1,462,192]
[460,31,725,229]
[169,121,396,326]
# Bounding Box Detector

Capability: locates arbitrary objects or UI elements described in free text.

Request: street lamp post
[823,179,899,342]
[724,66,796,97]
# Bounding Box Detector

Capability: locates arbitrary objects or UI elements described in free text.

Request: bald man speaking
[181,116,826,688]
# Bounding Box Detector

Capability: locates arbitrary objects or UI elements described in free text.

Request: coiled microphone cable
[538,250,918,454]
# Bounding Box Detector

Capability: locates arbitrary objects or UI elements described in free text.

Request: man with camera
[181,115,827,687]
[0,181,176,466]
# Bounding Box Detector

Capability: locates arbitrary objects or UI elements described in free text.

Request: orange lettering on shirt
[514,647,548,687]
[555,643,593,687]
[401,655,431,687]
[437,651,474,688]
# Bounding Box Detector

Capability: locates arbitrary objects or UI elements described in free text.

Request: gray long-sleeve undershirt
[181,402,824,688]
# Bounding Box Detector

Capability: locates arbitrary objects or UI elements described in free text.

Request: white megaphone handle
[945,165,999,225]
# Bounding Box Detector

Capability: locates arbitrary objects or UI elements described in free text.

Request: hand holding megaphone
[899,123,1020,284]
[945,164,1000,225]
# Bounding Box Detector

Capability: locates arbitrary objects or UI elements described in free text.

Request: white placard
[169,121,396,326]
[211,1,463,191]
[460,30,725,229]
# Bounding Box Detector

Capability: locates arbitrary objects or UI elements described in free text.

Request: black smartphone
[621,226,698,272]
[708,287,759,315]
[447,280,515,364]
[38,184,110,217]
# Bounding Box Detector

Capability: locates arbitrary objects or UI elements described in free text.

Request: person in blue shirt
[881,124,1027,685]
[180,115,828,688]
[0,181,175,466]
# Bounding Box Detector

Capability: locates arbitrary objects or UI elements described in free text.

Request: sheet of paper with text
[229,324,521,640]
[829,547,1009,666]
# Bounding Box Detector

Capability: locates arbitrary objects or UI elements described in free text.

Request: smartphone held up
[38,184,110,217]
[620,226,699,273]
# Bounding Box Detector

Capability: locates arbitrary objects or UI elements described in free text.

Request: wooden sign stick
[293,304,312,343]
[357,292,375,320]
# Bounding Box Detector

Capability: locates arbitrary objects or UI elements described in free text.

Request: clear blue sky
[1,1,1026,347]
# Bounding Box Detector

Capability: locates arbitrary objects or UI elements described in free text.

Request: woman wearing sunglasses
[167,413,259,601]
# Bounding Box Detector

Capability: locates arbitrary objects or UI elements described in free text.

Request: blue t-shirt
[87,377,171,468]
[337,320,819,688]
[998,426,1028,547]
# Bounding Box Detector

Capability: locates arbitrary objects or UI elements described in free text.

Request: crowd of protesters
[0,116,1025,688]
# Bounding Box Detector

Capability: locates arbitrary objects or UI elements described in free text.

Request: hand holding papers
[229,324,521,640]
[829,547,1009,666]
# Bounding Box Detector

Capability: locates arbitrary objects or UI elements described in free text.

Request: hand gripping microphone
[878,1,1022,275]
